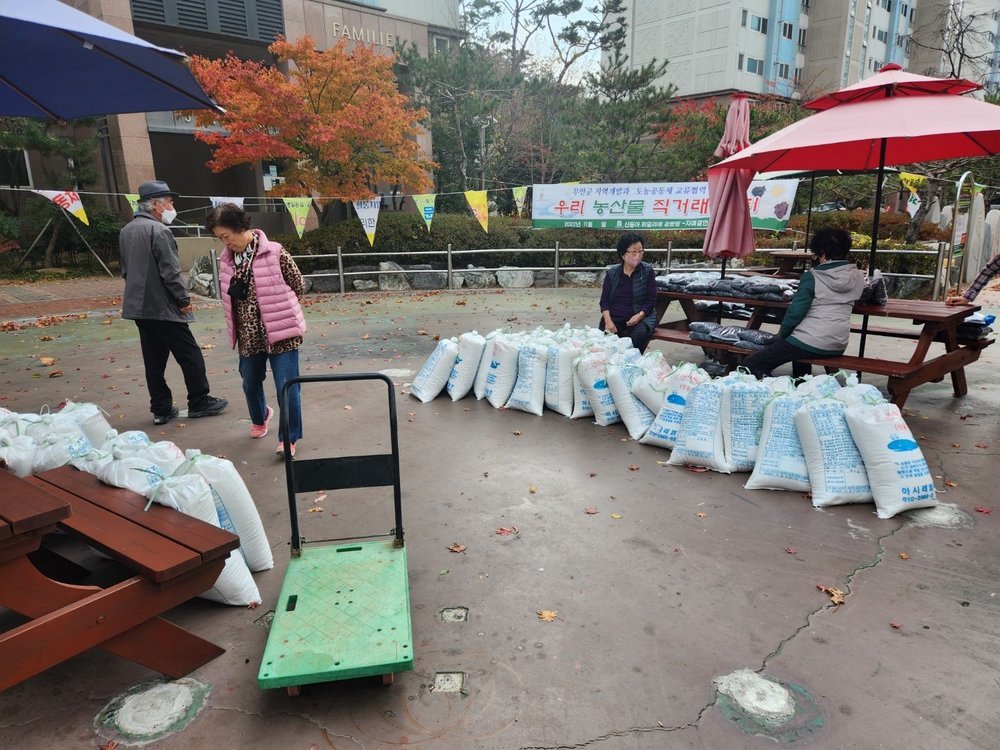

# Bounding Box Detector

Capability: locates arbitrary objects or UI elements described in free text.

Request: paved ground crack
[759,522,906,671]
[517,713,707,750]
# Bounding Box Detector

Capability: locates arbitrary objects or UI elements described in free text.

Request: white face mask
[160,208,177,225]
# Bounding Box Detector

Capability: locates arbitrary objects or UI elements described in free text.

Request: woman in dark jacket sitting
[599,232,657,353]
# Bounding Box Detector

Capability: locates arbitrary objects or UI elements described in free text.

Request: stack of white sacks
[0,401,270,606]
[412,327,939,520]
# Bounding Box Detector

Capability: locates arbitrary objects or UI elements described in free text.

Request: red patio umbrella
[703,94,755,274]
[710,64,1000,354]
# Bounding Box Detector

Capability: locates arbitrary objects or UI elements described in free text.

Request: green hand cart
[258,373,413,695]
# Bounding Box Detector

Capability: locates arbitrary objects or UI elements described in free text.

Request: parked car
[812,201,848,212]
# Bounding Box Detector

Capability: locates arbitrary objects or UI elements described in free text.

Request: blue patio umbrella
[0,0,222,119]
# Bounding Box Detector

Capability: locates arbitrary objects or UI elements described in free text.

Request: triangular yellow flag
[412,193,436,231]
[512,186,528,216]
[464,190,489,233]
[125,193,140,214]
[282,197,312,238]
[33,190,89,225]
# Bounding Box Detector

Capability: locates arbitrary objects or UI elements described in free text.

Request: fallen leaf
[959,413,973,420]
[536,610,558,622]
[785,547,798,554]
[528,483,537,494]
[802,491,813,500]
[627,464,640,471]
[307,507,323,513]
[944,479,957,488]
[619,437,628,442]
[610,513,622,519]
[899,552,910,560]
[588,471,598,477]
[199,343,215,349]
[513,430,522,436]
[38,335,54,341]
[448,543,467,553]
[696,512,707,519]
[433,334,441,341]
[495,526,520,535]
[314,493,327,503]
[438,570,449,576]
[48,370,64,378]
[817,584,846,605]
[974,505,992,514]
[361,333,370,340]
[455,299,467,306]
[951,443,960,449]
[975,442,989,449]
[655,460,669,466]
[99,741,119,750]
[686,466,709,473]
[38,356,56,366]
[418,329,428,335]
[583,506,599,515]
[890,621,903,630]
[343,405,352,410]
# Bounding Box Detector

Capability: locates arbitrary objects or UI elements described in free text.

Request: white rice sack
[796,373,841,399]
[70,448,115,477]
[176,449,273,572]
[745,396,811,491]
[833,383,886,408]
[763,375,797,395]
[473,329,504,400]
[845,403,937,519]
[505,343,549,415]
[545,344,583,417]
[640,363,711,449]
[146,474,261,607]
[447,331,487,401]
[59,400,114,446]
[576,351,621,426]
[22,412,80,442]
[630,351,675,413]
[721,381,772,472]
[667,381,730,473]
[3,411,45,438]
[485,337,521,408]
[795,399,873,507]
[96,456,167,495]
[570,364,595,419]
[410,337,459,403]
[32,431,94,473]
[135,441,186,475]
[0,435,38,477]
[102,430,152,453]
[607,362,654,439]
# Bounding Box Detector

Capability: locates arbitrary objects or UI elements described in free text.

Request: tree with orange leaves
[188,36,434,199]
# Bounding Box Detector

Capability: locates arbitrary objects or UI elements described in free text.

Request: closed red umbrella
[703,94,755,268]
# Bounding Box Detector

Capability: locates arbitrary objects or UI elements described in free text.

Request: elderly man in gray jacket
[120,180,227,425]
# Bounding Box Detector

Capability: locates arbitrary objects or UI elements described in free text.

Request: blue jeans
[239,349,302,442]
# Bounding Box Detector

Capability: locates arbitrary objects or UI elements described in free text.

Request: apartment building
[908,0,1000,94]
[618,0,915,100]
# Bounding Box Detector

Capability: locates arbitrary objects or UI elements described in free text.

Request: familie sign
[531,180,800,231]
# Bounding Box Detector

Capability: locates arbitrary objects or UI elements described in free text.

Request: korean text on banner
[465,190,489,233]
[282,198,312,238]
[353,198,381,246]
[33,190,89,225]
[413,193,436,232]
[531,180,799,231]
[125,193,140,214]
[512,186,529,216]
[211,197,245,209]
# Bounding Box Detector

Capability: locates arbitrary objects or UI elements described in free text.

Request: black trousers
[742,337,838,379]
[134,319,211,415]
[599,316,652,354]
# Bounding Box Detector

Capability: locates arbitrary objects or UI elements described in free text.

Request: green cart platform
[258,374,413,695]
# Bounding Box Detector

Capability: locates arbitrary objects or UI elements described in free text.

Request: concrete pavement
[1,279,999,749]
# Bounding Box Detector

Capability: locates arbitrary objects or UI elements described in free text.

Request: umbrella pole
[717,257,727,325]
[804,176,816,248]
[858,140,888,360]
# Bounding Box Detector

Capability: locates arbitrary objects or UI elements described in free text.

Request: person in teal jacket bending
[744,228,865,378]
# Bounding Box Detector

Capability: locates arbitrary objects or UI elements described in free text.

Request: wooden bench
[0,466,240,692]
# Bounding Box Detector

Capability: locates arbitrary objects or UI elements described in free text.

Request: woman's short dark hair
[810,227,852,260]
[616,232,645,259]
[205,203,252,233]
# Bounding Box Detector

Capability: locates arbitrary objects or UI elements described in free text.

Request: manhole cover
[441,607,469,622]
[432,672,466,693]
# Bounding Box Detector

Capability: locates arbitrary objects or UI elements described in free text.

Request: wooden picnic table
[651,289,993,407]
[764,250,814,276]
[0,466,240,692]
